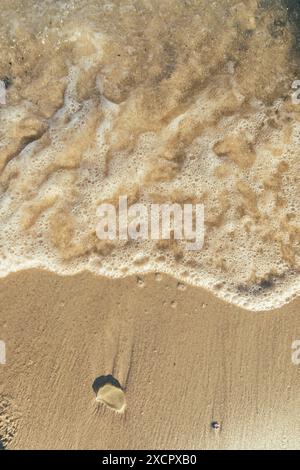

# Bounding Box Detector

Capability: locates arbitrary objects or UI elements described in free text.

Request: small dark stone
[211,421,220,430]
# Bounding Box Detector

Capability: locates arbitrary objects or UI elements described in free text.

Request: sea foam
[0,0,299,310]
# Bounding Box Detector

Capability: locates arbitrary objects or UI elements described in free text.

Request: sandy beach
[0,269,299,450]
[0,0,299,452]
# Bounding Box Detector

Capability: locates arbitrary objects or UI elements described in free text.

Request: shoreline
[0,266,297,312]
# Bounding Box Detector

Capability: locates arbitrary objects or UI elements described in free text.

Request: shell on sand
[96,384,126,413]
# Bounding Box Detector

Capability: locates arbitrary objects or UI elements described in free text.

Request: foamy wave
[0,0,299,310]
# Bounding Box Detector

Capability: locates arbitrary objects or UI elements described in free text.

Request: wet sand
[0,270,299,449]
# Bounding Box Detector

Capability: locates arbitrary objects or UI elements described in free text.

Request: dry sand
[0,270,299,450]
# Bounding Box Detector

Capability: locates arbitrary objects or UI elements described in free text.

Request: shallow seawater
[0,0,299,310]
